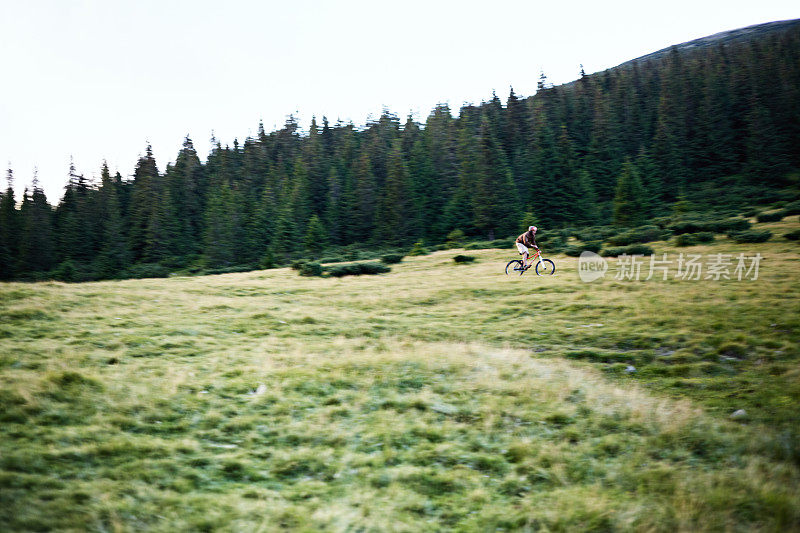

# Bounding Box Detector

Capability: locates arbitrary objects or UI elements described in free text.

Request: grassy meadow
[1,216,799,531]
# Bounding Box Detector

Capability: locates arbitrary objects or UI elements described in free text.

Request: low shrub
[756,211,785,223]
[121,263,171,279]
[575,226,619,241]
[601,244,655,257]
[607,225,670,246]
[446,229,466,248]
[290,260,308,270]
[51,260,78,282]
[453,255,476,263]
[694,231,715,243]
[380,254,404,264]
[741,208,760,218]
[325,262,391,277]
[727,230,772,243]
[203,264,257,275]
[782,201,800,216]
[784,230,800,241]
[408,241,429,256]
[675,232,715,247]
[564,241,603,257]
[491,238,515,248]
[667,217,751,235]
[318,255,347,264]
[299,262,323,276]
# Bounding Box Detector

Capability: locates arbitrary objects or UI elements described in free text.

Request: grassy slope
[1,217,799,531]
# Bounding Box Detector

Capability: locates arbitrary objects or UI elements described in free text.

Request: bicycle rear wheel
[535,259,556,276]
[505,259,525,276]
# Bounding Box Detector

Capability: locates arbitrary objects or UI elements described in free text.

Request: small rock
[254,383,267,396]
[730,409,747,419]
[625,365,636,373]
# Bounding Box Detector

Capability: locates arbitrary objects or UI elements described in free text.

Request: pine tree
[203,181,243,267]
[472,116,519,240]
[612,159,646,227]
[19,172,55,274]
[53,159,99,266]
[374,141,412,243]
[304,214,327,254]
[574,169,599,226]
[351,151,377,242]
[0,169,20,279]
[166,136,205,255]
[128,146,160,262]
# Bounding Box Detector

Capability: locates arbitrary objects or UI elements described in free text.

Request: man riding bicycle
[515,226,538,268]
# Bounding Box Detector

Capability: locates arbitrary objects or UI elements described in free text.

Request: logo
[578,251,607,282]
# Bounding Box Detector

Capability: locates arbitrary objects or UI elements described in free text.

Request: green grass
[1,217,799,531]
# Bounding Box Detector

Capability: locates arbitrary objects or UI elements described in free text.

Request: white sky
[1,0,798,202]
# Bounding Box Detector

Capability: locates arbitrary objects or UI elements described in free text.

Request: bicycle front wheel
[535,259,556,276]
[505,260,525,276]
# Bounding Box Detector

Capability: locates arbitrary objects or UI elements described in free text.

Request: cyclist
[515,226,539,268]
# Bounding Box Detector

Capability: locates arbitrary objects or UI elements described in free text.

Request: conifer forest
[1,20,798,282]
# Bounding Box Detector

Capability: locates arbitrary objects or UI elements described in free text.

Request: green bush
[756,211,785,223]
[290,259,308,270]
[784,230,800,241]
[408,241,429,256]
[453,255,476,263]
[259,250,277,270]
[491,238,515,248]
[203,264,257,275]
[782,201,800,216]
[446,229,465,248]
[299,262,323,277]
[727,230,772,243]
[694,231,715,243]
[564,241,603,257]
[675,232,715,247]
[667,217,751,235]
[575,226,619,241]
[51,260,78,282]
[607,225,670,246]
[380,254,404,264]
[325,262,391,277]
[121,263,171,279]
[318,255,347,264]
[741,208,760,218]
[601,244,655,257]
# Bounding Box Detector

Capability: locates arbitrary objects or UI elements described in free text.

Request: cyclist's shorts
[516,243,528,255]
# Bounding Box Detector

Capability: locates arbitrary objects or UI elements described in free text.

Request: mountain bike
[505,248,556,276]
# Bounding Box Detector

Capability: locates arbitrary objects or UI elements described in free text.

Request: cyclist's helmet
[529,226,537,232]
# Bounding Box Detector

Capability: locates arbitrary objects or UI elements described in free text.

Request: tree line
[1,22,798,281]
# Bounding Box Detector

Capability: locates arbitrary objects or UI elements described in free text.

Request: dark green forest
[1,20,799,281]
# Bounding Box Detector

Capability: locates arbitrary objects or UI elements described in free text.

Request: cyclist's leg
[516,242,529,266]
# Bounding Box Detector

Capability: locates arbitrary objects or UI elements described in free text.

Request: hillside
[1,214,799,530]
[614,18,800,69]
[2,19,800,283]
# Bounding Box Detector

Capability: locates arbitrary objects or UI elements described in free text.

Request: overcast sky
[1,0,798,202]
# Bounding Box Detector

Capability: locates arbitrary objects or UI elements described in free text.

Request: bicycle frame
[523,248,542,269]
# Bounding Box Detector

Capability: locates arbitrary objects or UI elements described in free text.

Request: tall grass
[1,216,799,531]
